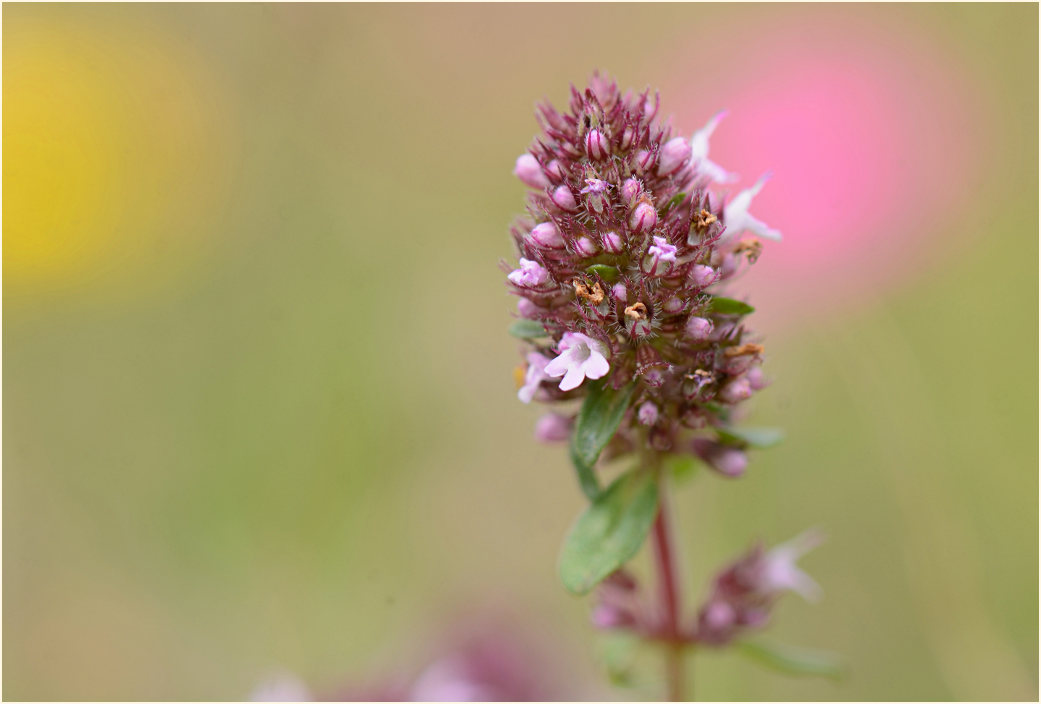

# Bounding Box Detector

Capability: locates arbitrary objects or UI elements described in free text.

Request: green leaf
[666,191,687,209]
[569,380,637,499]
[586,264,620,282]
[508,319,548,339]
[709,296,756,316]
[559,469,659,594]
[716,426,785,449]
[736,640,846,681]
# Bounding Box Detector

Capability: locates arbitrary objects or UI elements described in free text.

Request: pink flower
[507,258,549,287]
[518,352,551,403]
[760,530,824,601]
[723,173,783,241]
[690,110,739,184]
[544,332,610,392]
[647,236,677,263]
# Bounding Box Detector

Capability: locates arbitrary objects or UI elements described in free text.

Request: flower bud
[530,222,564,248]
[629,201,658,233]
[621,177,642,206]
[591,571,640,631]
[620,125,636,150]
[575,237,599,257]
[534,413,571,443]
[517,298,539,318]
[635,149,655,173]
[679,404,708,428]
[637,401,659,426]
[693,438,747,477]
[719,377,753,403]
[690,265,717,288]
[643,95,659,122]
[585,129,608,160]
[657,136,690,176]
[601,231,624,253]
[591,603,635,630]
[545,159,565,182]
[703,600,736,633]
[611,283,627,302]
[686,316,714,341]
[747,367,769,390]
[641,368,665,387]
[719,252,739,278]
[514,153,549,189]
[662,296,685,314]
[551,185,578,212]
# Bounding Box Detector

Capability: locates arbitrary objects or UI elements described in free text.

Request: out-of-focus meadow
[3,3,1037,700]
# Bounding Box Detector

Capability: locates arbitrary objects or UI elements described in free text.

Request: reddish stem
[652,481,687,700]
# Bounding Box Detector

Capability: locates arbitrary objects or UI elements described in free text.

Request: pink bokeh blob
[662,11,989,324]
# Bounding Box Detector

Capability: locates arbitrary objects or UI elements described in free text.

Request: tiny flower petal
[544,333,610,392]
[723,173,782,242]
[518,353,551,403]
[763,531,825,601]
[647,236,677,263]
[507,258,549,287]
[690,110,739,184]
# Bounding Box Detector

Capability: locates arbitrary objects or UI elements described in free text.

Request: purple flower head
[506,72,777,464]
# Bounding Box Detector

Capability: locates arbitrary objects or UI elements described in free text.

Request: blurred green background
[3,3,1037,700]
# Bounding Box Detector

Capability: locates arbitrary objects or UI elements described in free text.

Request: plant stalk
[652,476,687,701]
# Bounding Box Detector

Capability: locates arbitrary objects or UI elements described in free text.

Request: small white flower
[507,258,549,287]
[518,352,551,403]
[762,530,824,601]
[691,110,739,184]
[723,173,783,242]
[544,332,610,392]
